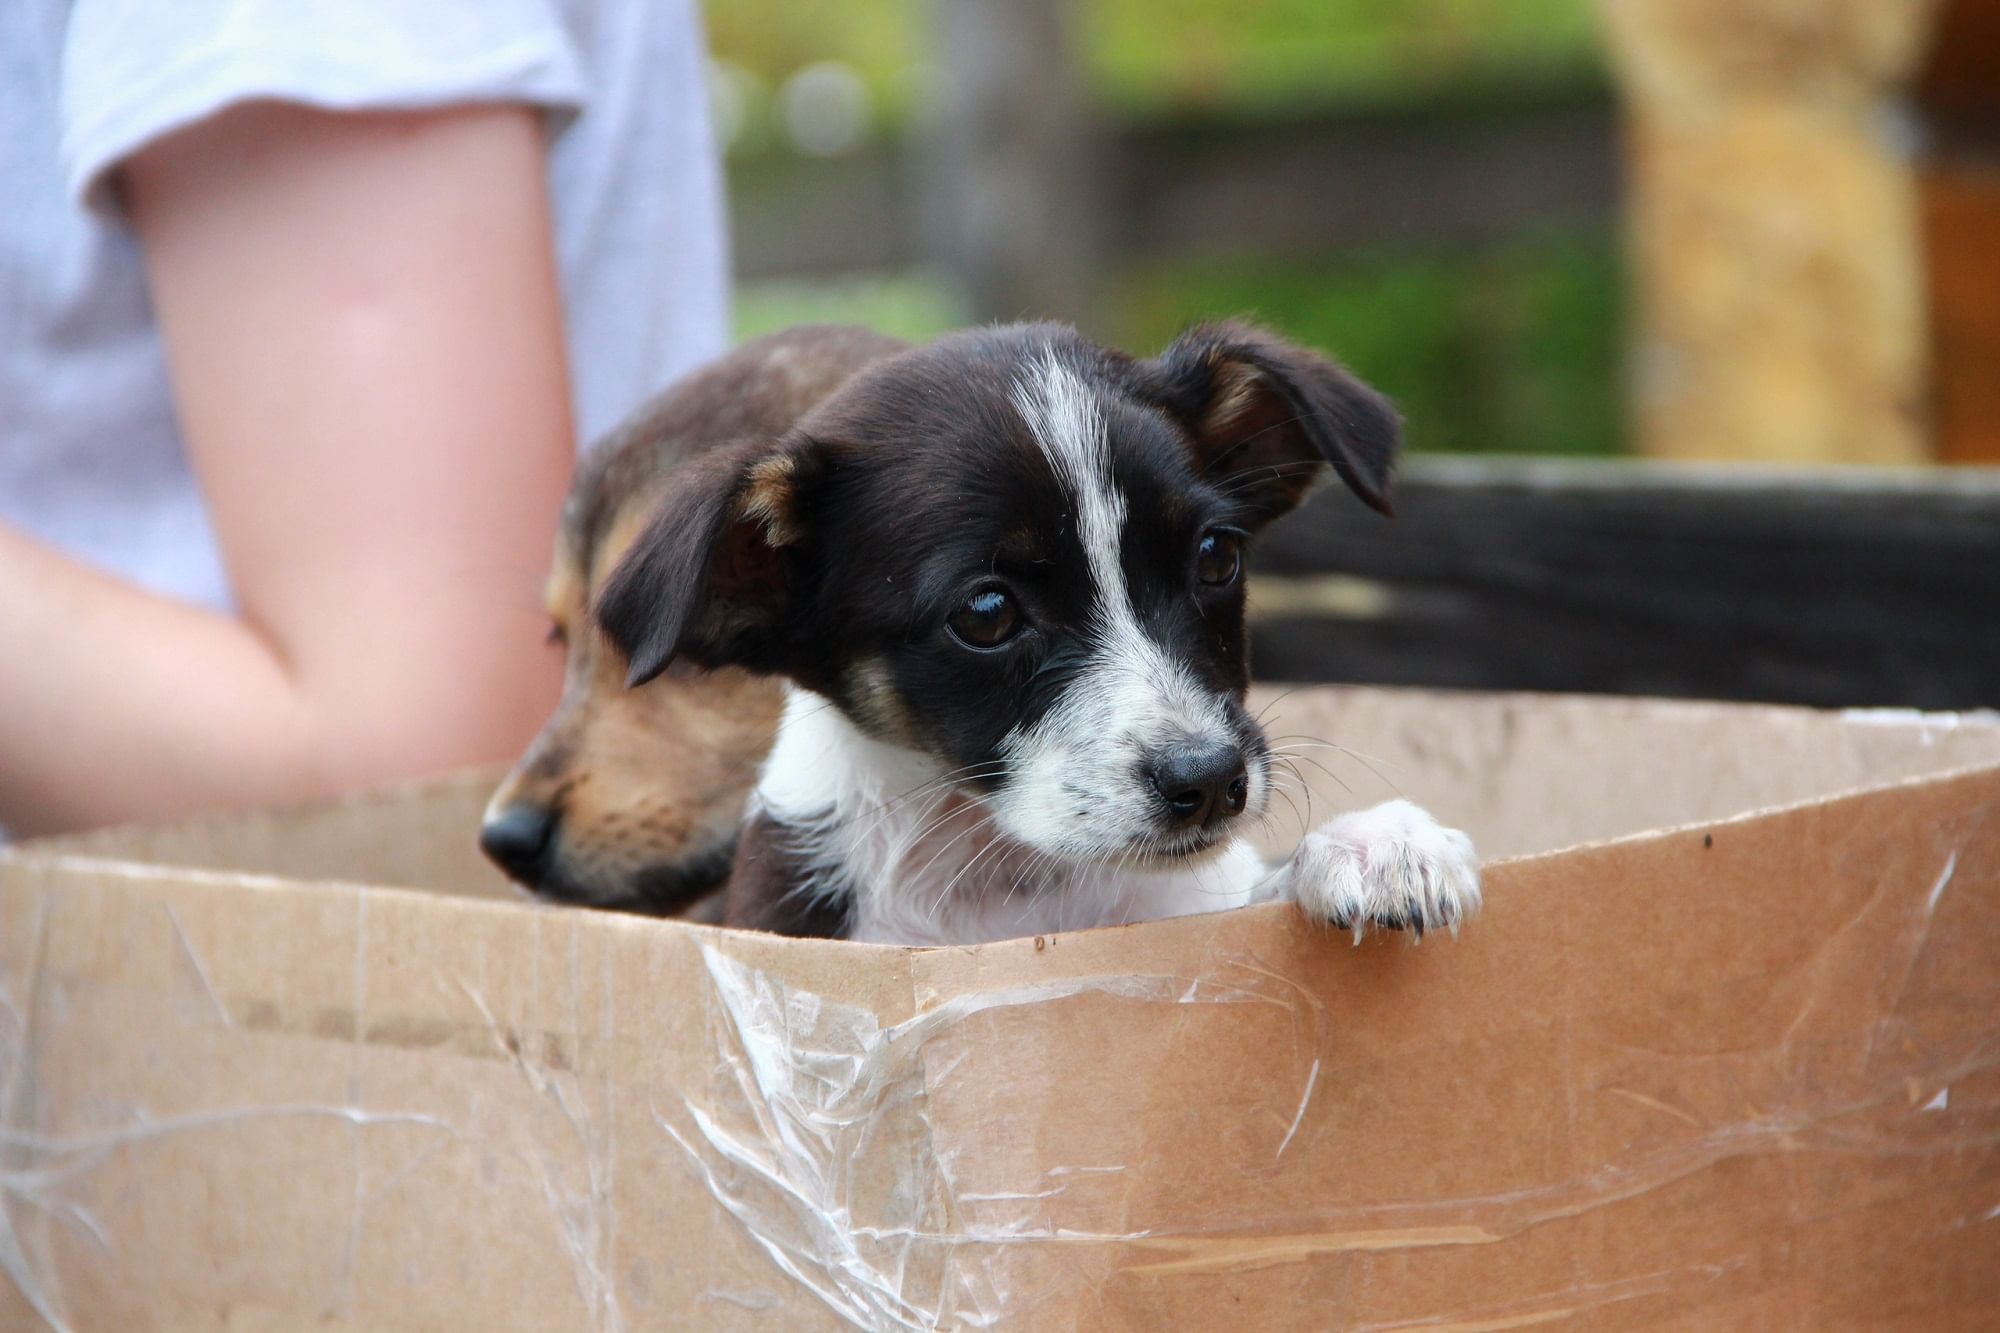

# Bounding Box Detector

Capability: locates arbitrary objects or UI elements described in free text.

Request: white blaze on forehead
[1003,351,1248,858]
[1012,351,1128,610]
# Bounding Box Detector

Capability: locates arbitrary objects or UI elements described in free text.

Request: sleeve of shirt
[58,0,588,216]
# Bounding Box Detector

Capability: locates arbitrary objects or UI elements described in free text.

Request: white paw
[1282,800,1481,941]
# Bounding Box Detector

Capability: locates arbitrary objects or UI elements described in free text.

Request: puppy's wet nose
[1149,743,1249,829]
[480,802,558,882]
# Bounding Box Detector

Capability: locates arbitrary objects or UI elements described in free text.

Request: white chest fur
[754,689,1266,946]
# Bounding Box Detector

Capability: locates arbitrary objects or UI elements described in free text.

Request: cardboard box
[4,687,1998,1330]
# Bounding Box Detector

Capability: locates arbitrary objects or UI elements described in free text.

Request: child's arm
[0,102,574,834]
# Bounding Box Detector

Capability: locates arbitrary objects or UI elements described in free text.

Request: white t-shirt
[0,0,728,610]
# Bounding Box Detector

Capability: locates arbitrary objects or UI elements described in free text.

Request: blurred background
[702,0,1999,708]
[715,0,1619,459]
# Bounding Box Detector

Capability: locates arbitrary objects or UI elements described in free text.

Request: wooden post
[921,0,1100,328]
[1920,0,2000,463]
[1599,0,1942,463]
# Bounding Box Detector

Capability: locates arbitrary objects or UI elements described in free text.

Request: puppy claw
[1279,800,1481,943]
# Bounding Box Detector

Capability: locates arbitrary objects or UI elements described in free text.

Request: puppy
[480,326,906,914]
[594,320,1481,945]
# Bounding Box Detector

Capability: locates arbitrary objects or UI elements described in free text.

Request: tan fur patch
[846,656,921,747]
[543,545,585,627]
[592,505,657,591]
[738,455,803,547]
[1204,357,1263,434]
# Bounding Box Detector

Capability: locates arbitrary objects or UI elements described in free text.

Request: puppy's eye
[1194,530,1243,587]
[947,587,1022,649]
[546,622,568,647]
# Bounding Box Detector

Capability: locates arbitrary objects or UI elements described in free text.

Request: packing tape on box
[653,881,1995,1332]
[660,943,1331,1328]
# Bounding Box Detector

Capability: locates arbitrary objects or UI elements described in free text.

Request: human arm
[0,102,571,835]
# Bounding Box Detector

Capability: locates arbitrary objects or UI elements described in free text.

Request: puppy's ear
[594,437,812,687]
[1144,320,1401,524]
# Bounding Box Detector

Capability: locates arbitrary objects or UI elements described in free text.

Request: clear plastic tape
[656,850,1999,1330]
[657,944,1330,1330]
[0,868,650,1333]
[0,882,455,1333]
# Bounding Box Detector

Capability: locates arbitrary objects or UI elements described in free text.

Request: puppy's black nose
[1149,743,1249,829]
[480,802,558,882]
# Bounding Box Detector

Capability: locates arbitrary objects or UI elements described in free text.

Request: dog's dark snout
[480,802,558,882]
[1149,743,1249,828]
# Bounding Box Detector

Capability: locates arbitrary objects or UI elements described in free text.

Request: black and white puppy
[596,321,1480,946]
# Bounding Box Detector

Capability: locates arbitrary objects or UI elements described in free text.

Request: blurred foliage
[716,0,1621,456]
[705,0,1603,141]
[1115,231,1623,457]
[737,230,1624,456]
[1088,0,1601,116]
[734,270,966,344]
[704,0,922,127]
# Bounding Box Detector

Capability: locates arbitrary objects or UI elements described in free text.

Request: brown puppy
[480,326,906,915]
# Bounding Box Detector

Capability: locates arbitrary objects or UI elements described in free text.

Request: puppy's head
[483,326,905,911]
[479,466,783,914]
[597,321,1398,867]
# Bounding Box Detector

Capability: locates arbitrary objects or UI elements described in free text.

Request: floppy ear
[1143,320,1401,525]
[594,437,811,687]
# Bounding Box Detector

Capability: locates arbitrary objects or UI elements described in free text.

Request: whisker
[1267,777,1304,832]
[905,806,998,890]
[1278,758,1317,826]
[1207,448,1326,491]
[1263,734,1409,789]
[930,826,1009,921]
[1325,746,1403,794]
[1269,749,1353,794]
[825,761,1008,844]
[1250,685,1311,728]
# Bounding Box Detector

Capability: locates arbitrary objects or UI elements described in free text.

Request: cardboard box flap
[22,766,512,901]
[25,688,2000,889]
[3,700,1997,1327]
